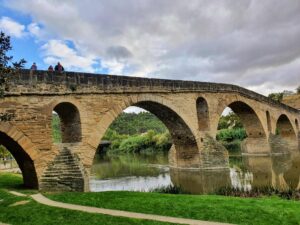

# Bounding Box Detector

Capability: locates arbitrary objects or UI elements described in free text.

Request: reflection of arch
[196,97,209,131]
[0,123,38,188]
[276,114,296,143]
[266,111,271,133]
[222,101,266,138]
[53,102,82,143]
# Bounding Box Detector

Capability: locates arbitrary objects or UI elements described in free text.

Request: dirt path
[31,193,233,225]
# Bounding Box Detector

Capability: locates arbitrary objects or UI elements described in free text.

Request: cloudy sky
[1,0,300,96]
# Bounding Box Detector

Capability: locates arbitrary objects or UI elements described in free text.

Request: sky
[1,0,300,98]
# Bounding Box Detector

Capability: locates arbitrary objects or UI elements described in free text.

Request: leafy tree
[268,92,283,102]
[296,86,300,94]
[0,31,26,95]
[0,145,11,159]
[108,112,167,135]
[218,112,243,130]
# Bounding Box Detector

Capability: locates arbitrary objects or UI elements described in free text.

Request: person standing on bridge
[48,65,54,72]
[30,62,37,71]
[55,62,64,72]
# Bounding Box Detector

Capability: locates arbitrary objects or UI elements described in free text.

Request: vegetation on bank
[103,129,171,154]
[216,112,247,153]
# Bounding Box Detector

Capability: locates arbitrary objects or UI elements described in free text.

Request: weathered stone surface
[0,69,298,191]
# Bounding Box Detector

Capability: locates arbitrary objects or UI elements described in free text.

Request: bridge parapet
[5,69,299,113]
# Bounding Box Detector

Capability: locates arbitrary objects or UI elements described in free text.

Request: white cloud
[27,22,42,38]
[41,40,98,72]
[4,0,300,95]
[0,16,25,38]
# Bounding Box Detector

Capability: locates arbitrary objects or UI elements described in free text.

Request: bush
[107,130,171,154]
[216,128,247,142]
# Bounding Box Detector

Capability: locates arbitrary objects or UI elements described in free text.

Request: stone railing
[5,69,300,113]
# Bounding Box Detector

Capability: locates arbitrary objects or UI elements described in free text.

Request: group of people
[30,62,65,72]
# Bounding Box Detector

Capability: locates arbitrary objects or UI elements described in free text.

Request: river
[90,152,300,194]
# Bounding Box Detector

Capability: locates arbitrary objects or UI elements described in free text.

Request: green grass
[48,191,300,225]
[0,173,173,225]
[3,172,300,225]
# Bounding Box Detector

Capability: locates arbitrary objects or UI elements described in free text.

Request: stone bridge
[0,69,299,191]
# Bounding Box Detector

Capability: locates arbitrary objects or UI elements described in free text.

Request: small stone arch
[52,102,82,143]
[0,123,39,188]
[276,114,297,144]
[196,97,209,131]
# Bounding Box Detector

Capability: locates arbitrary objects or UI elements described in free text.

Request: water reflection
[90,152,300,194]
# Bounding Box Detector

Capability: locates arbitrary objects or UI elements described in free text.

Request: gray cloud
[4,0,300,95]
[106,46,132,60]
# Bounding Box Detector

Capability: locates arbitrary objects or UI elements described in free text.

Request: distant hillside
[109,112,167,135]
[283,94,300,109]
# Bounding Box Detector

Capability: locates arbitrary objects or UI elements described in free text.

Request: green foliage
[109,112,167,135]
[268,92,283,102]
[216,128,247,142]
[0,31,26,96]
[0,145,11,159]
[151,185,190,194]
[107,130,171,154]
[217,112,243,130]
[52,113,62,143]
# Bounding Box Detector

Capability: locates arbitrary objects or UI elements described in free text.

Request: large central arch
[134,101,199,167]
[87,98,200,170]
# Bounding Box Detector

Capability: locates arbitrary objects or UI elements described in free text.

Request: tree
[268,92,283,102]
[0,31,26,95]
[296,86,300,94]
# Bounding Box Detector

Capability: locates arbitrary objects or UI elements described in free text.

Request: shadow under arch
[52,102,82,143]
[0,131,38,188]
[276,114,297,148]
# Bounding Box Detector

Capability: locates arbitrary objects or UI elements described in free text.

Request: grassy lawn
[2,172,300,225]
[0,173,174,225]
[48,190,300,225]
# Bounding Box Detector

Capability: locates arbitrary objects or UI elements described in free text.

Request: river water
[90,152,300,194]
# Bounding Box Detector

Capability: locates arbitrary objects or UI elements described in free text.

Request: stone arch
[196,97,209,131]
[225,101,266,138]
[87,97,199,169]
[266,111,272,133]
[216,101,269,154]
[276,114,297,144]
[0,123,39,188]
[52,102,82,143]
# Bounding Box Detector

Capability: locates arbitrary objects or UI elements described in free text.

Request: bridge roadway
[0,69,299,191]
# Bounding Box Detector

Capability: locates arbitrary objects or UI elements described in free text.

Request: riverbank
[1,172,300,224]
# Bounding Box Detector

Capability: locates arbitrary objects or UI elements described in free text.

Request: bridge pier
[39,144,88,192]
